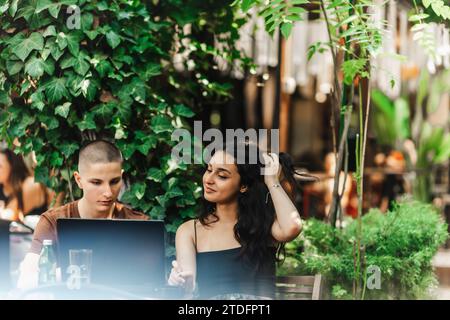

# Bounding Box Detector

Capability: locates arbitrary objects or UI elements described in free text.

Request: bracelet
[266,183,281,203]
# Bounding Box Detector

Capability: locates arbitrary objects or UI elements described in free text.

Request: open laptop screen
[0,219,10,290]
[57,219,166,291]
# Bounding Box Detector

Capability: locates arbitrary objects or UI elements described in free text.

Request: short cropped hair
[78,140,123,170]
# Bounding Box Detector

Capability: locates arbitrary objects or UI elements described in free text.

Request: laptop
[0,219,10,290]
[56,219,167,295]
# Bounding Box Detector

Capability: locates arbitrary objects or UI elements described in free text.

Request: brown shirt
[30,201,148,254]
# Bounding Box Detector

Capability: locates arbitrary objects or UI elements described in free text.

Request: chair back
[276,274,322,300]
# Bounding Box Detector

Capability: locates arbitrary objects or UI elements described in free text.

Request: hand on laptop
[168,260,194,294]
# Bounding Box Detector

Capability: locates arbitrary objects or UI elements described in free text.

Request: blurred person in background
[0,149,55,222]
[380,150,406,212]
[323,152,357,220]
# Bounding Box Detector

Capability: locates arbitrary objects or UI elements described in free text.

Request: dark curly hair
[199,142,301,272]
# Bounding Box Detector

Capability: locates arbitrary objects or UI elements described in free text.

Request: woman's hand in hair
[263,152,303,242]
[262,152,282,186]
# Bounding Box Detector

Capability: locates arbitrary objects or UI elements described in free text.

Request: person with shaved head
[17,140,148,289]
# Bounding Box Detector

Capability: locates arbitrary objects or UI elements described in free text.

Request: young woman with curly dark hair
[168,142,302,299]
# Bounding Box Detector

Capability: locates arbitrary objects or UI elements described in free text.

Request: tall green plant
[0,0,249,253]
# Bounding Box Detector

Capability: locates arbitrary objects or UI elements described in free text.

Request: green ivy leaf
[148,102,167,112]
[133,182,146,200]
[66,73,84,97]
[49,40,64,61]
[43,77,69,103]
[115,99,132,121]
[73,53,91,76]
[0,109,9,126]
[49,151,64,166]
[95,59,113,78]
[91,102,114,120]
[30,137,44,153]
[6,60,23,75]
[40,47,51,61]
[77,112,97,131]
[173,104,195,118]
[151,115,172,134]
[128,77,146,103]
[56,32,68,50]
[25,57,45,78]
[48,4,60,18]
[34,165,50,186]
[39,114,59,130]
[12,32,44,61]
[20,81,32,96]
[8,0,18,17]
[81,12,94,31]
[10,113,33,137]
[119,142,136,160]
[36,0,77,18]
[84,30,99,40]
[106,31,121,49]
[120,189,139,208]
[142,63,161,80]
[60,142,79,158]
[36,0,54,12]
[149,206,165,220]
[136,135,157,155]
[156,194,169,208]
[0,92,12,107]
[43,25,57,37]
[66,33,81,56]
[179,206,197,219]
[60,55,76,69]
[166,186,184,199]
[176,190,196,206]
[30,90,45,111]
[0,2,10,14]
[146,167,165,182]
[55,102,71,118]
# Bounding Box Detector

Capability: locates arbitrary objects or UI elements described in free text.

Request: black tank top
[25,203,48,216]
[194,220,275,299]
[23,184,49,216]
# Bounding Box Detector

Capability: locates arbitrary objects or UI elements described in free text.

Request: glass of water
[69,249,93,285]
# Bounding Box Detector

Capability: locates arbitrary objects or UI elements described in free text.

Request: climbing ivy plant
[0,0,248,252]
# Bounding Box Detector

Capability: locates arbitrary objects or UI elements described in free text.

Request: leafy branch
[233,0,309,38]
